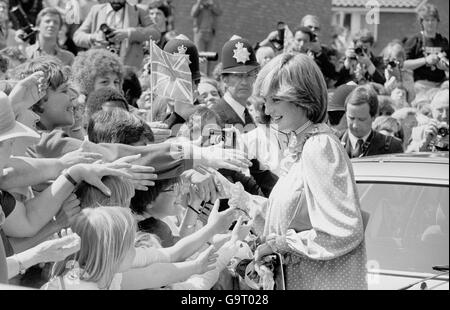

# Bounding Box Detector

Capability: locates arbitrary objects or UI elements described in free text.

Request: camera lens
[438,126,449,137]
[354,47,363,56]
[388,61,397,68]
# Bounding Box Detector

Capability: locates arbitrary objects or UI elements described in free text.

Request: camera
[437,124,449,137]
[354,46,367,57]
[198,52,218,61]
[10,5,38,44]
[100,23,120,55]
[387,60,398,68]
[270,21,285,51]
[208,128,236,149]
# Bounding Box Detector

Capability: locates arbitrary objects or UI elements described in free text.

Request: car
[352,152,449,290]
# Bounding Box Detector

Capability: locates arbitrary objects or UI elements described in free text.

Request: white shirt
[105,5,125,30]
[224,92,246,123]
[348,130,371,150]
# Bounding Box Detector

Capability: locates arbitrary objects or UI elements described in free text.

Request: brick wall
[170,0,332,55]
[375,13,417,55]
[373,0,450,56]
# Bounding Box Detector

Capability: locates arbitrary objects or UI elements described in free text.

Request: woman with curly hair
[71,48,124,98]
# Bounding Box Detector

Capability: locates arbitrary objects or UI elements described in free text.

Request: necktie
[352,139,364,158]
[244,108,254,126]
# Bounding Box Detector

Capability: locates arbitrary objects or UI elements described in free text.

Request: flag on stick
[149,40,193,105]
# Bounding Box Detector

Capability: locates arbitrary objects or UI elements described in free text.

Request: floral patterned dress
[245,123,368,290]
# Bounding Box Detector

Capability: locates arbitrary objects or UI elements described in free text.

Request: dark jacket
[335,52,386,87]
[210,97,249,128]
[340,130,404,158]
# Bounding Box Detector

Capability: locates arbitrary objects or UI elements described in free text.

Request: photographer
[191,0,222,53]
[8,0,43,28]
[335,29,386,87]
[73,0,161,70]
[403,3,449,92]
[21,8,74,66]
[291,26,336,83]
[407,89,449,152]
[0,0,23,50]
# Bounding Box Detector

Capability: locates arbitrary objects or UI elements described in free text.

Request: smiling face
[39,13,61,39]
[265,97,308,132]
[39,84,74,130]
[346,102,373,138]
[198,82,221,108]
[94,73,122,94]
[150,184,184,218]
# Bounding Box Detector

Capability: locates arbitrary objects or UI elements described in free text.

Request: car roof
[351,152,449,186]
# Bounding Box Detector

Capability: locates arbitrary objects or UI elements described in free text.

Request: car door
[357,182,449,290]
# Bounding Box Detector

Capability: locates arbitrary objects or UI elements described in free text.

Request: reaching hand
[33,228,81,264]
[194,245,218,274]
[110,154,158,191]
[54,194,81,229]
[67,163,133,196]
[8,71,47,113]
[59,149,104,169]
[207,199,241,234]
[425,54,440,66]
[194,142,252,172]
[231,216,252,243]
[108,29,129,43]
[254,242,274,262]
[148,122,172,143]
[182,168,218,203]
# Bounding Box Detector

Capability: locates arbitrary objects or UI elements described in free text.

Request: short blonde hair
[76,176,134,209]
[253,53,328,124]
[52,207,136,289]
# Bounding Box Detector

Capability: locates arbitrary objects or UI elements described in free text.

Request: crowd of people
[0,0,448,290]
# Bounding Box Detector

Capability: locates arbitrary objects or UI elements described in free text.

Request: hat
[221,37,259,74]
[328,84,357,112]
[0,92,40,143]
[164,35,201,82]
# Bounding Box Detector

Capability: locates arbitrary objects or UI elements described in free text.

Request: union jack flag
[149,41,193,104]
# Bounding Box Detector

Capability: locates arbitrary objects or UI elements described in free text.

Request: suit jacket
[73,2,160,69]
[340,130,404,158]
[210,97,252,128]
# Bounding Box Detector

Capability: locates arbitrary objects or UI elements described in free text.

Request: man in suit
[210,36,259,131]
[341,85,404,158]
[73,0,160,70]
[211,36,278,198]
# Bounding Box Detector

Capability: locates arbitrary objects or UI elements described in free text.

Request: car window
[358,183,449,274]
